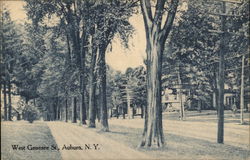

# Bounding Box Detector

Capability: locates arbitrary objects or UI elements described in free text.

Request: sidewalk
[47,122,152,160]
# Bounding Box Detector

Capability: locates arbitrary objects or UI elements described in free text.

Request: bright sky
[3,1,146,73]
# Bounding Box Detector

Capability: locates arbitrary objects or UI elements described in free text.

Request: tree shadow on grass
[103,124,250,160]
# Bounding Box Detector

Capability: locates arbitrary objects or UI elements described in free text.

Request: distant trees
[106,66,146,119]
[0,7,23,121]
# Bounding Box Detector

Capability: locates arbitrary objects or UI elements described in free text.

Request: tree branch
[160,0,179,41]
[140,0,153,29]
[153,0,166,28]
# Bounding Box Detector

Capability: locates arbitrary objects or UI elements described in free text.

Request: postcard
[1,0,249,160]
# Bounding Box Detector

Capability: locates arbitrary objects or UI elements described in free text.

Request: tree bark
[88,38,98,128]
[139,0,179,148]
[88,77,97,127]
[98,45,109,132]
[79,92,87,124]
[3,82,7,121]
[140,42,165,148]
[72,97,77,123]
[8,79,12,121]
[79,31,88,125]
[65,3,87,125]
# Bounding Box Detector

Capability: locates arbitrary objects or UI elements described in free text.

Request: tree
[13,24,45,104]
[121,66,146,119]
[24,0,89,125]
[139,0,179,148]
[1,7,23,121]
[162,0,218,115]
[87,26,98,127]
[89,0,136,131]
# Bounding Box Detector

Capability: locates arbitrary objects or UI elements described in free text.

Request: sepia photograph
[0,0,249,160]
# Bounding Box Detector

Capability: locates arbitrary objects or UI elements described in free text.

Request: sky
[2,1,146,73]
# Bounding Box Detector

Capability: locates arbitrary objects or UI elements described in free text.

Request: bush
[23,104,39,123]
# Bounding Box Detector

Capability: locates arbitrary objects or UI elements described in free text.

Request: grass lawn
[93,112,250,160]
[1,121,62,160]
[99,124,249,160]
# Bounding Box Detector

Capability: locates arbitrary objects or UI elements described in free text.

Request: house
[224,89,237,110]
[162,87,187,112]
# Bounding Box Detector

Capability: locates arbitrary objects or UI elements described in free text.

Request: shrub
[23,104,39,123]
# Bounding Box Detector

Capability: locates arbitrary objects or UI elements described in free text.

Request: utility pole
[240,54,245,124]
[217,1,226,144]
[207,0,242,144]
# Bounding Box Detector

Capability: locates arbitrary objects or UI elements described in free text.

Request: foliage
[23,104,40,123]
[13,24,46,101]
[163,0,249,110]
[0,7,23,89]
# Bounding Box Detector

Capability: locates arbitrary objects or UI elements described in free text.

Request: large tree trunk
[78,34,87,125]
[79,31,88,125]
[140,42,165,148]
[72,97,77,123]
[3,82,7,121]
[88,38,98,128]
[139,0,179,148]
[65,3,87,125]
[8,79,12,121]
[79,91,86,124]
[88,74,97,127]
[98,45,109,132]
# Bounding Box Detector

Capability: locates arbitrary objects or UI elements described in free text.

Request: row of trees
[23,0,138,132]
[1,0,248,148]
